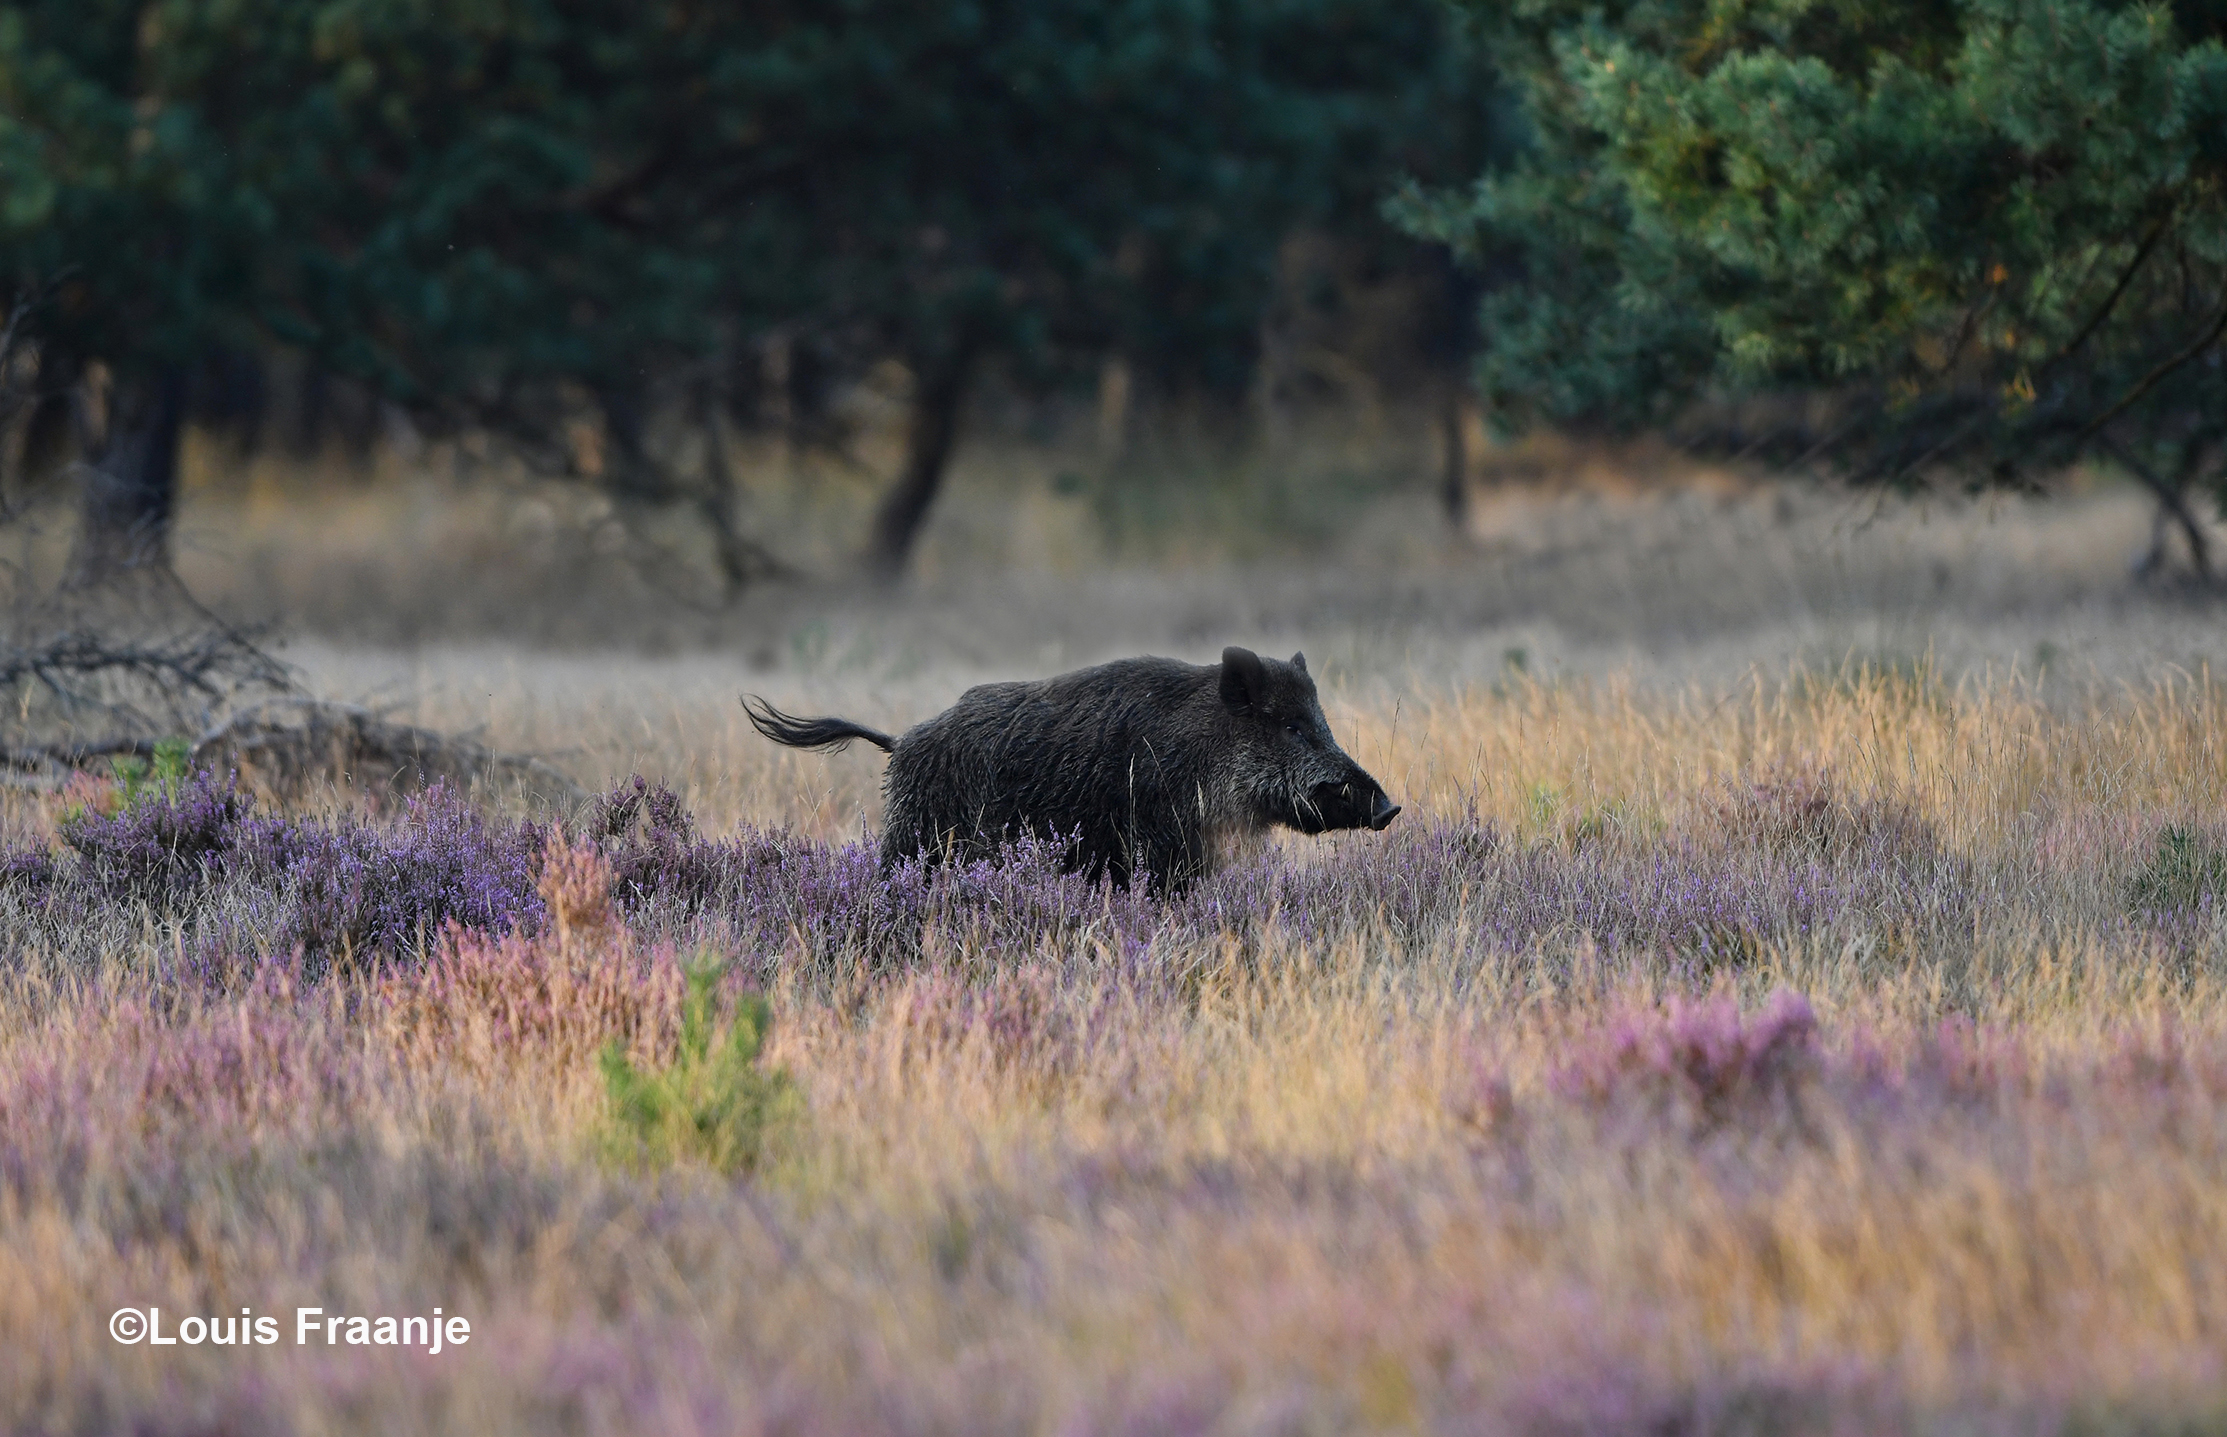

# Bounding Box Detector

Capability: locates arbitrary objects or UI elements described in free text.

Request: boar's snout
[1305,772,1401,834]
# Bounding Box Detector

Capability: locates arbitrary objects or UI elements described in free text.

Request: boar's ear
[1290,652,1307,674]
[1220,646,1266,714]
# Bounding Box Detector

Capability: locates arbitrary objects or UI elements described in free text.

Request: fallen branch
[0,697,582,805]
[0,735,158,770]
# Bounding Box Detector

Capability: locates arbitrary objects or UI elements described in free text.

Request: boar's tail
[743,697,896,754]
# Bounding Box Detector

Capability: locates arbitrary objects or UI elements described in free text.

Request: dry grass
[5,460,2227,1431]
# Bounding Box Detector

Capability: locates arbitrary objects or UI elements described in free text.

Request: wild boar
[745,646,1399,891]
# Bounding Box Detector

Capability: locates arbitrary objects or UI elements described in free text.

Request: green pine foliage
[110,737,192,810]
[599,965,800,1176]
[1402,1,2227,493]
[2,0,1489,441]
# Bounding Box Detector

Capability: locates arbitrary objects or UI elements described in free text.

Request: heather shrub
[585,776,755,914]
[1902,1015,2032,1102]
[890,964,1143,1099]
[57,769,252,904]
[2129,826,2227,916]
[0,847,55,895]
[700,827,1160,984]
[44,738,191,829]
[541,823,621,945]
[568,779,1125,974]
[0,769,1992,985]
[899,965,1072,1071]
[599,962,798,1175]
[1703,766,1939,869]
[377,834,681,1076]
[2,773,546,970]
[2099,1016,2227,1099]
[0,959,368,1204]
[1164,796,1973,976]
[1551,989,1820,1131]
[235,786,546,966]
[1445,1048,1518,1139]
[382,922,685,1077]
[50,768,126,824]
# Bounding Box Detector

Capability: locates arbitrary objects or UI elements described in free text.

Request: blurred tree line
[0,0,1500,589]
[18,0,2221,595]
[1405,0,2227,577]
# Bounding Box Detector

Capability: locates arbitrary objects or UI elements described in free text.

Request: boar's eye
[1283,719,1308,739]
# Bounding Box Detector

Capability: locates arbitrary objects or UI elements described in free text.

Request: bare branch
[2051,213,2174,369]
[2078,302,2227,445]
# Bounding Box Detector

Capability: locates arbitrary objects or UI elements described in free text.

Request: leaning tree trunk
[68,367,185,588]
[865,346,973,583]
[2106,437,2213,583]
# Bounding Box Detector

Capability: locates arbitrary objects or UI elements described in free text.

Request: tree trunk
[697,377,791,595]
[866,347,973,582]
[1096,356,1132,465]
[2174,482,2215,581]
[1440,378,1470,532]
[2107,437,2213,582]
[68,367,184,588]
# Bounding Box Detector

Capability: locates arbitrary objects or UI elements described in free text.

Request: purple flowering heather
[1,774,546,970]
[58,770,253,904]
[0,769,2004,981]
[235,785,547,963]
[1551,989,1820,1126]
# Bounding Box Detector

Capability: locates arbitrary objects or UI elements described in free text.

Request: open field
[6,465,2227,1433]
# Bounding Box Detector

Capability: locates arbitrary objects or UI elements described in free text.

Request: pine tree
[1404,0,2227,574]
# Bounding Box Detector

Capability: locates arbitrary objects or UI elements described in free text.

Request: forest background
[4,0,2217,624]
[7,7,2227,1432]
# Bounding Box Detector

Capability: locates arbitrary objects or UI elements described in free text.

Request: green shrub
[110,738,193,809]
[2129,828,2227,913]
[600,964,801,1175]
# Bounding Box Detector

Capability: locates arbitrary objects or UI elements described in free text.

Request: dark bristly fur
[745,646,1400,891]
